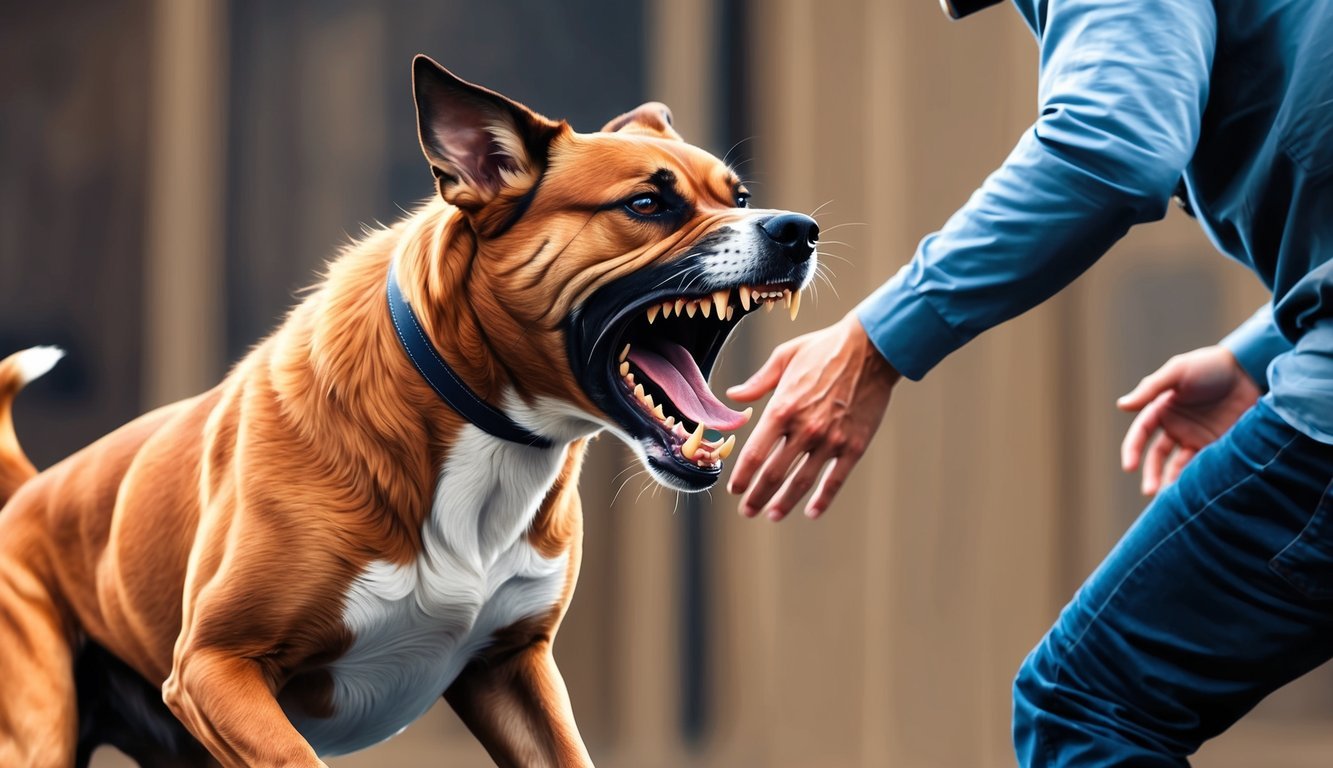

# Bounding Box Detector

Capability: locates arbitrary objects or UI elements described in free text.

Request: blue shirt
[857,0,1333,443]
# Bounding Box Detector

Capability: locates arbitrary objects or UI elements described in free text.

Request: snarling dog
[0,56,817,767]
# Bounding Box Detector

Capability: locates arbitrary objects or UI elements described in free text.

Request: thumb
[727,343,796,402]
[1117,360,1182,412]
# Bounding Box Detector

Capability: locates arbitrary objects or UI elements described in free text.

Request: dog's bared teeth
[682,423,705,460]
[717,434,736,460]
[647,305,659,324]
[620,343,631,362]
[700,299,711,318]
[726,305,735,321]
[642,392,655,410]
[662,301,675,319]
[634,383,645,399]
[712,290,729,318]
[674,298,686,316]
[739,285,751,311]
[619,361,630,376]
[685,300,697,318]
[653,403,666,421]
[789,289,802,321]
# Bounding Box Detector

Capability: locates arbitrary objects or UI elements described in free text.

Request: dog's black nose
[759,213,819,263]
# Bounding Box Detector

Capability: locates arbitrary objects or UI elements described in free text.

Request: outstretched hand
[1117,345,1261,496]
[726,313,900,520]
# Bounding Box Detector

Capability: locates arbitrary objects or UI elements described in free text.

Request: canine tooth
[683,423,705,460]
[700,299,711,318]
[647,305,659,324]
[686,300,697,318]
[634,384,645,399]
[718,434,736,460]
[653,404,666,420]
[726,306,734,321]
[713,290,729,317]
[789,289,802,321]
[739,286,751,311]
[620,361,630,376]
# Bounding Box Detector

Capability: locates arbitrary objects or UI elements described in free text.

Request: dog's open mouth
[568,261,807,492]
[613,284,800,467]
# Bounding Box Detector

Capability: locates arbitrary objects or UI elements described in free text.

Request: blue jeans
[1014,398,1333,766]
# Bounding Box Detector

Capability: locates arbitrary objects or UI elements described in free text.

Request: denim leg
[1014,400,1333,767]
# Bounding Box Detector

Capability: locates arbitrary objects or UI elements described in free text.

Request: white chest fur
[289,426,570,756]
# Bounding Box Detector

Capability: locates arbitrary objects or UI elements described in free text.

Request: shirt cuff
[855,267,968,381]
[1219,305,1290,393]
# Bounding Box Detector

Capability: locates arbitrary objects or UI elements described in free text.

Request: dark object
[386,262,553,448]
[940,0,1005,20]
[759,213,819,263]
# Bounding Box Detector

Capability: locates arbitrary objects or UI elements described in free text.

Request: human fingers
[806,453,858,519]
[725,341,798,403]
[727,402,789,505]
[738,435,807,518]
[1117,357,1184,412]
[1142,431,1176,496]
[762,448,836,522]
[1162,446,1197,488]
[1121,394,1169,472]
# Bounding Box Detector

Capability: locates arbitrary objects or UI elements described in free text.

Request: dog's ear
[602,102,682,141]
[413,55,562,212]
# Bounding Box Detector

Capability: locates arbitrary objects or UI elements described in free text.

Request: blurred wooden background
[3,0,1329,765]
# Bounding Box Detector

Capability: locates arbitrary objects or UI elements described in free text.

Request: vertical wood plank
[144,0,227,406]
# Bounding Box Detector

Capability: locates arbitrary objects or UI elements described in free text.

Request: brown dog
[0,57,818,767]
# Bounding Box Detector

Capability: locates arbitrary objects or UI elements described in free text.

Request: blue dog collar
[386,261,553,448]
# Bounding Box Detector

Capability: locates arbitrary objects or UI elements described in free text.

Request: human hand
[725,313,900,520]
[1117,345,1261,495]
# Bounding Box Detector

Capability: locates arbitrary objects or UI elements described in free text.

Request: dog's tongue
[628,342,749,431]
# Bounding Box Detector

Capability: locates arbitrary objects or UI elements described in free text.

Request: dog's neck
[262,202,581,533]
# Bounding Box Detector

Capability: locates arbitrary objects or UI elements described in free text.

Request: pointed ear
[413,55,562,211]
[601,102,682,141]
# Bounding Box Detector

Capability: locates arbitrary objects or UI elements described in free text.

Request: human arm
[729,0,1219,519]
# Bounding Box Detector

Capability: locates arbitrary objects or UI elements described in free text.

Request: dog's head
[412,56,818,492]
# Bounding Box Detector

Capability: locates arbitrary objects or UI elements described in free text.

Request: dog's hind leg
[0,563,77,768]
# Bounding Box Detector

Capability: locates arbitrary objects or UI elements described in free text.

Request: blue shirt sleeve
[1219,304,1292,392]
[857,0,1217,380]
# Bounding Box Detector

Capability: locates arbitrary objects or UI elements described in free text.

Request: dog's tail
[0,346,63,506]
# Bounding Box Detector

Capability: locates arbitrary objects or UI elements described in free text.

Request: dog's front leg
[445,644,593,768]
[163,650,325,768]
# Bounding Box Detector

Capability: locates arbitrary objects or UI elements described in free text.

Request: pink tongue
[627,342,749,431]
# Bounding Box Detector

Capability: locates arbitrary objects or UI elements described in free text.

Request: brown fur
[0,58,759,767]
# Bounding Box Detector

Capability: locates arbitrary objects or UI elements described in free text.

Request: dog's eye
[735,191,751,209]
[626,194,663,217]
